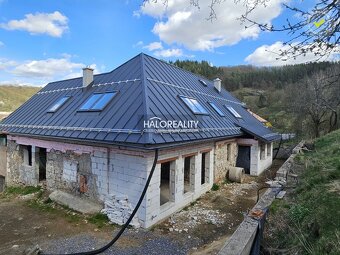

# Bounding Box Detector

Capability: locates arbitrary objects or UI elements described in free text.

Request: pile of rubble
[165,201,227,233]
[101,194,140,228]
[227,181,258,197]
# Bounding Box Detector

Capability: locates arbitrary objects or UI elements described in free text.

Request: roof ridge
[47,53,144,86]
[140,52,215,83]
[140,53,152,144]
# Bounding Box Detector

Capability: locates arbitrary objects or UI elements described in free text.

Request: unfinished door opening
[160,160,175,206]
[201,152,210,185]
[38,148,47,181]
[184,155,195,194]
[236,145,251,174]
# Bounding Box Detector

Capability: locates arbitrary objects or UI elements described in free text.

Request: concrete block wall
[248,141,272,176]
[90,149,109,201]
[105,149,150,226]
[214,139,238,182]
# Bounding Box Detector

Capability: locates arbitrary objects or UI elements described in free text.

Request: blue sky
[0,0,335,86]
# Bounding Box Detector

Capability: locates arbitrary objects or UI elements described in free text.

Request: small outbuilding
[0,53,280,227]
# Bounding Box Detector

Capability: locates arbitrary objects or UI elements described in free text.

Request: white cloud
[11,57,83,78]
[245,41,340,66]
[140,0,286,51]
[0,54,100,80]
[0,41,4,47]
[143,41,163,51]
[133,10,141,18]
[133,41,144,48]
[0,55,100,86]
[0,58,17,70]
[0,11,68,37]
[63,64,100,80]
[153,48,183,58]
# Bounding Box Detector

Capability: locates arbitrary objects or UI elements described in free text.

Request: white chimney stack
[214,78,222,93]
[82,67,94,87]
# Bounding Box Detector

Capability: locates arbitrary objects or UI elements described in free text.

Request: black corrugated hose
[273,134,282,160]
[42,149,159,255]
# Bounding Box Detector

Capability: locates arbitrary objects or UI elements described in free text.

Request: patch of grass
[223,179,231,185]
[270,199,289,215]
[27,199,82,223]
[211,183,220,191]
[266,129,340,254]
[5,186,41,195]
[288,204,310,223]
[88,213,110,228]
[27,196,114,228]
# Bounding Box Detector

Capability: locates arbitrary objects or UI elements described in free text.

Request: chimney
[214,78,221,93]
[82,67,94,87]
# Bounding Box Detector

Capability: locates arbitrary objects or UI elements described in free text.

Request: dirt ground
[0,159,284,255]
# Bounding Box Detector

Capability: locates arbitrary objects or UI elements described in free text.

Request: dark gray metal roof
[0,53,280,147]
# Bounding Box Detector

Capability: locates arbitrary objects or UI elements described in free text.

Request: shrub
[211,183,220,191]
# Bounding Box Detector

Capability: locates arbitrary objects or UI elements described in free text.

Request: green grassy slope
[0,85,40,112]
[265,129,340,254]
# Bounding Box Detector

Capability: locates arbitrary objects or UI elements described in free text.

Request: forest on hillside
[171,60,340,139]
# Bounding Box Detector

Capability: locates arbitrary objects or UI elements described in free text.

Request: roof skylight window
[48,96,70,112]
[226,105,242,118]
[208,102,225,116]
[80,91,117,111]
[199,79,207,86]
[180,95,209,114]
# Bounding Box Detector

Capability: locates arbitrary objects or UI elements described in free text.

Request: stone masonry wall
[6,140,39,186]
[46,149,100,200]
[214,140,238,182]
[0,145,6,177]
[6,140,22,185]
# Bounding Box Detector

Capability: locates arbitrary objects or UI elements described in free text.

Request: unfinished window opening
[201,152,210,185]
[38,148,47,181]
[184,156,195,194]
[260,143,266,160]
[160,161,175,206]
[23,145,32,166]
[227,144,231,161]
[267,143,272,157]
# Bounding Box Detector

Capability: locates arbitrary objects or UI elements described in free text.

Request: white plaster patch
[63,160,77,182]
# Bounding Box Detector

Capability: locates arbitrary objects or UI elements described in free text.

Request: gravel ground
[40,230,200,255]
